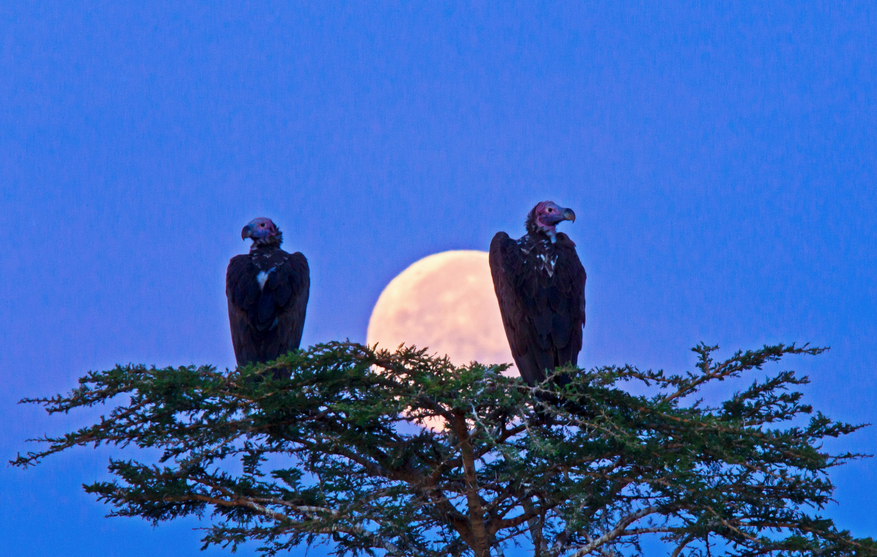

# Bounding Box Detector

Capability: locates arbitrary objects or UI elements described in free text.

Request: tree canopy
[12,341,876,557]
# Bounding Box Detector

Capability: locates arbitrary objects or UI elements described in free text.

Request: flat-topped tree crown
[12,342,874,557]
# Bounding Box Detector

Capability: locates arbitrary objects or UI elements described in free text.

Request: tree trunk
[453,412,492,557]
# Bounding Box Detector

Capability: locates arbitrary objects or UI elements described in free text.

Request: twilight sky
[2,2,875,556]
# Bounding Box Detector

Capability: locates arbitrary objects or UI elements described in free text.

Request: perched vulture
[489,201,586,386]
[226,217,310,373]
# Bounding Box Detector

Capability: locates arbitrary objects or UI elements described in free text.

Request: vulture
[489,201,586,386]
[226,217,310,373]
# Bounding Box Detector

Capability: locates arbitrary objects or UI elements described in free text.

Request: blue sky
[2,2,875,555]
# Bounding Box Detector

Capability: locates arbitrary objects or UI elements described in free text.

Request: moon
[367,250,515,374]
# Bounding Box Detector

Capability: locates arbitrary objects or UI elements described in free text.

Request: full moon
[367,250,515,374]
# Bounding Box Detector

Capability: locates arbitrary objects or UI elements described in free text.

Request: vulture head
[526,201,576,241]
[242,217,283,248]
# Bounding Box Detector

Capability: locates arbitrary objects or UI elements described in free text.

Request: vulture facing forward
[490,201,586,386]
[227,218,310,373]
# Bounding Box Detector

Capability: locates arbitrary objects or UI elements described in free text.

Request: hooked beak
[562,208,576,223]
[241,224,253,240]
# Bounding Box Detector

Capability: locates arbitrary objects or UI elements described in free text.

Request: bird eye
[547,208,554,212]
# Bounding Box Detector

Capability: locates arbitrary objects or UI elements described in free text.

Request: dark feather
[489,231,586,386]
[227,247,309,377]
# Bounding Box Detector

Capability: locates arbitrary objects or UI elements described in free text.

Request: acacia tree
[13,341,877,557]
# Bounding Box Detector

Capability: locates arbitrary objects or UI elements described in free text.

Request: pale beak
[562,208,576,223]
[241,225,253,240]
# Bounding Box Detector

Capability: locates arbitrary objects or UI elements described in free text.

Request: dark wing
[273,251,309,358]
[227,253,261,367]
[489,232,586,386]
[552,233,586,371]
[490,232,547,386]
[226,250,310,369]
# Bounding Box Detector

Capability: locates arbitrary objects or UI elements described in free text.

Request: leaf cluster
[12,342,876,557]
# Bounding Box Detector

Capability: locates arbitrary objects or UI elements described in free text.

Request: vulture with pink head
[226,218,310,372]
[489,201,586,386]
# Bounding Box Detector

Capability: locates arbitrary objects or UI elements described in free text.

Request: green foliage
[12,342,876,557]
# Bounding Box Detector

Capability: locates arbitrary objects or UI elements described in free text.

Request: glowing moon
[367,250,515,374]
